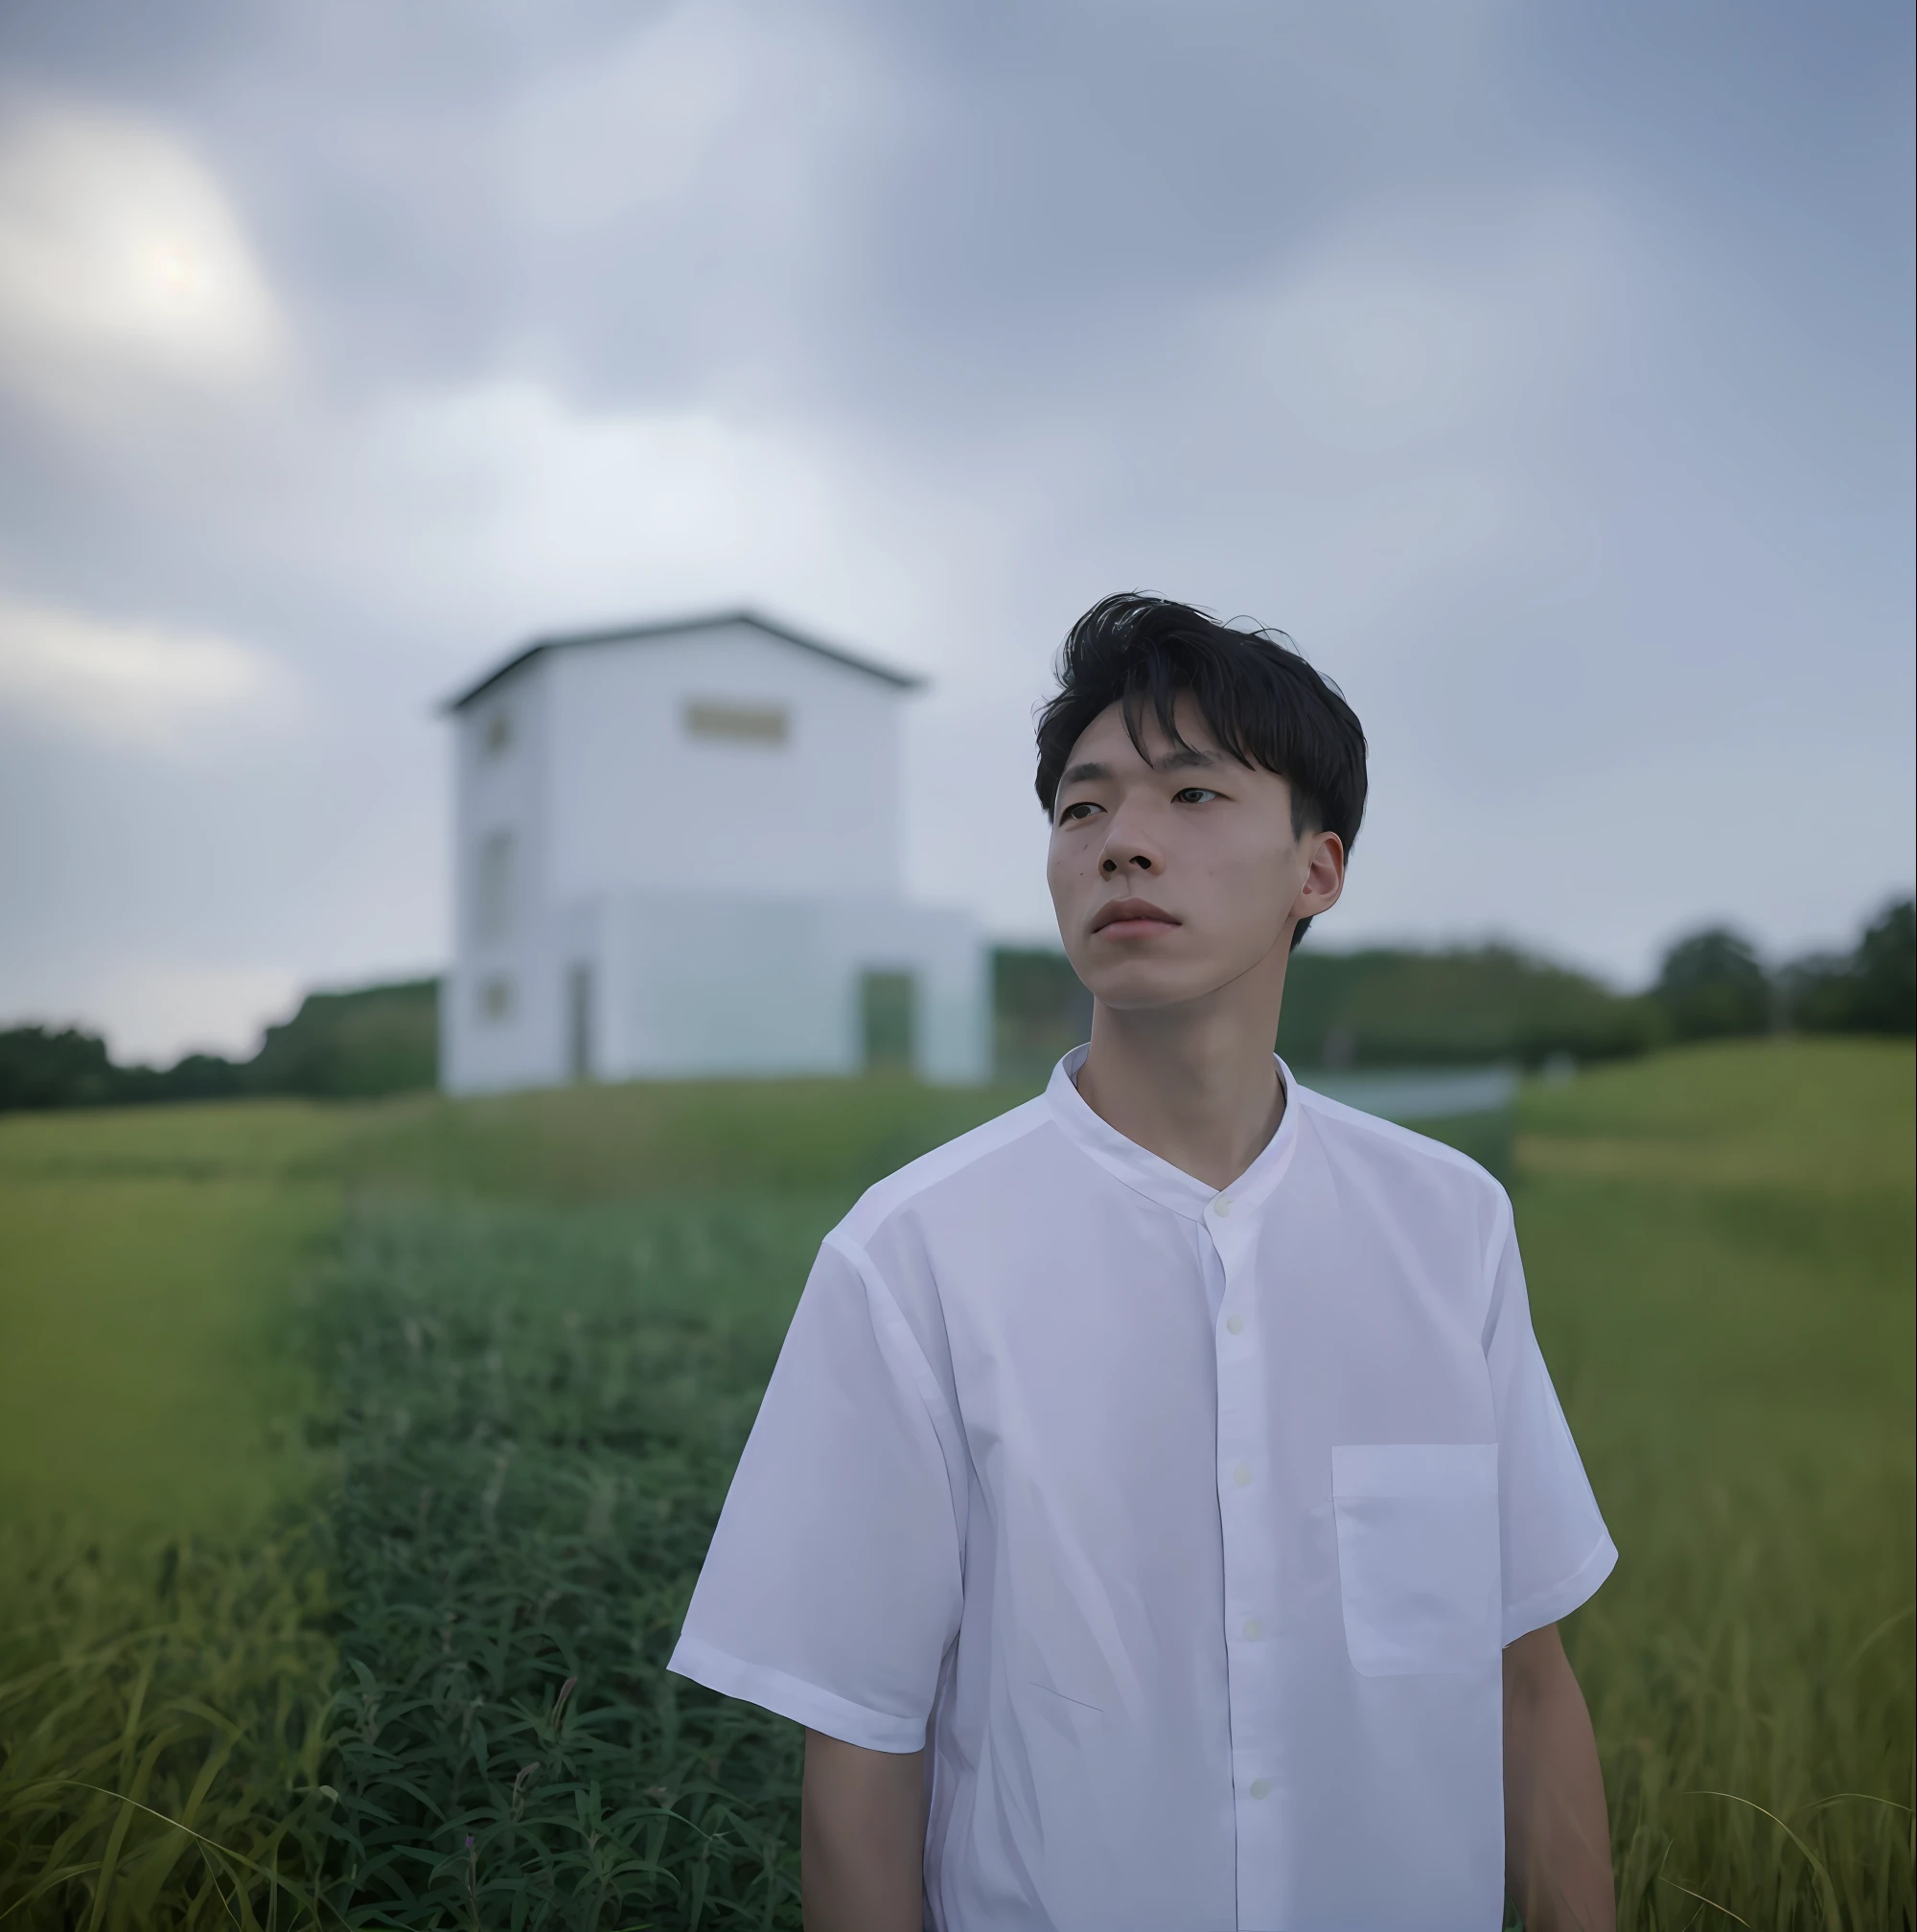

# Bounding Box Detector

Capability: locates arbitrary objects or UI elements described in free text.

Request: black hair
[1034,592,1368,948]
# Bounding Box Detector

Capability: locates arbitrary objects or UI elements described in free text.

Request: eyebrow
[1057,746,1223,792]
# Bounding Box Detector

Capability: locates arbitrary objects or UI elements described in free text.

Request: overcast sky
[1,0,1910,1062]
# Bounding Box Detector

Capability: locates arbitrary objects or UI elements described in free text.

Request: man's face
[1046,696,1345,1012]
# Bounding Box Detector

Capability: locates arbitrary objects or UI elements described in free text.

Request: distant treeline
[2,899,1909,1112]
[1281,900,1910,1069]
[1000,896,1914,1078]
[0,979,438,1113]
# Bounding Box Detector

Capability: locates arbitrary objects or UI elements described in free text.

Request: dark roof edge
[439,608,926,713]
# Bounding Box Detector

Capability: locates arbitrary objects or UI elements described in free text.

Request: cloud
[338,375,991,652]
[0,92,287,422]
[1106,181,1634,622]
[1204,191,1620,458]
[0,1,1905,1063]
[0,955,306,1065]
[0,594,295,756]
[504,5,746,231]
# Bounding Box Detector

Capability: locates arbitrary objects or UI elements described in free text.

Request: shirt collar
[1044,1044,1304,1222]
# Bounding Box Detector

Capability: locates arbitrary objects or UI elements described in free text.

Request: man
[669,594,1617,1931]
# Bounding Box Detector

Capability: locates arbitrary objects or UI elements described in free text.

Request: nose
[1097,799,1163,877]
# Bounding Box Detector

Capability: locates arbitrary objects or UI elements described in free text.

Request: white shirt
[670,1050,1616,1932]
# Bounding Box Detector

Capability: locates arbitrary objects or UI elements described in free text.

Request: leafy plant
[311,1196,831,1929]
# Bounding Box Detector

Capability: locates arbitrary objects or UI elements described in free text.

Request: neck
[1074,949,1293,1191]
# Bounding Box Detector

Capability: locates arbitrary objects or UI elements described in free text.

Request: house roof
[441,609,926,713]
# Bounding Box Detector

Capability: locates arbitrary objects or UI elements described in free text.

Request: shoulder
[832,1092,1056,1253]
[1289,1079,1513,1245]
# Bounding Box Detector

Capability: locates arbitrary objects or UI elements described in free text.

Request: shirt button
[1213,1196,1233,1217]
[1225,1313,1244,1335]
[1249,1778,1272,1801]
[1243,1618,1262,1640]
[1233,1463,1253,1487]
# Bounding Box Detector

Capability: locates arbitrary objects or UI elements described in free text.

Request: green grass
[0,1104,349,1928]
[320,1075,1045,1206]
[0,1174,334,1542]
[0,1074,1038,1542]
[0,1080,1029,1930]
[1,1044,1909,1927]
[0,1099,361,1544]
[312,1198,830,1928]
[0,1526,335,1930]
[1518,1041,1914,1928]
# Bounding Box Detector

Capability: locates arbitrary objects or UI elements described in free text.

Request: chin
[1080,967,1222,1012]
[1077,937,1287,1015]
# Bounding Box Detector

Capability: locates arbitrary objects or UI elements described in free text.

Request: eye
[1057,799,1104,823]
[1173,787,1219,804]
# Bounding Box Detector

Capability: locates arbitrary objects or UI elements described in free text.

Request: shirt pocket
[1331,1443,1501,1677]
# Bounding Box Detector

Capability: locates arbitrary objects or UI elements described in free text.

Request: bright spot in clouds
[0,94,286,403]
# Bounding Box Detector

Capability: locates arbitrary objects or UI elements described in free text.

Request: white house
[440,610,990,1094]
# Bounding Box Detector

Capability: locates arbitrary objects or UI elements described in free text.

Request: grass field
[1520,1043,1914,1927]
[0,1041,1909,1927]
[0,1104,351,1929]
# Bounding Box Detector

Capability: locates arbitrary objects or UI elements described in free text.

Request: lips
[1092,897,1182,935]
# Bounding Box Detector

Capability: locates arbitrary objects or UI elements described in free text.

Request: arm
[802,1730,925,1932]
[1503,1624,1614,1932]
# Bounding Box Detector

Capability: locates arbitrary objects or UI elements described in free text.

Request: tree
[1653,927,1770,1041]
[1849,897,1916,1033]
[1782,896,1915,1036]
[0,1025,122,1110]
[0,979,440,1114]
[1276,944,1660,1069]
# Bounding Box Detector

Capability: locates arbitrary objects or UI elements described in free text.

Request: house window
[483,708,512,757]
[474,830,515,941]
[567,962,592,1082]
[478,976,513,1023]
[683,699,789,747]
[861,969,916,1074]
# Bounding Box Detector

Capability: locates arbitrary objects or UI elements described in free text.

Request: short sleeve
[667,1234,965,1751]
[1484,1198,1617,1644]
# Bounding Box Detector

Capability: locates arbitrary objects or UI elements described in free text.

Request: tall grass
[0,1527,335,1929]
[1522,1043,1915,1928]
[311,1197,832,1929]
[0,1120,341,1930]
[1587,1511,1913,1929]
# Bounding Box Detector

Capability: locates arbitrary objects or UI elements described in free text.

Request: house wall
[442,656,565,1094]
[443,620,988,1094]
[546,623,903,904]
[589,891,988,1082]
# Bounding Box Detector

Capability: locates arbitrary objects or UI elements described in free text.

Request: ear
[1294,830,1345,921]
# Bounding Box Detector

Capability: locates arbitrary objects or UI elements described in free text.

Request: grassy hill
[0,1041,1909,1928]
